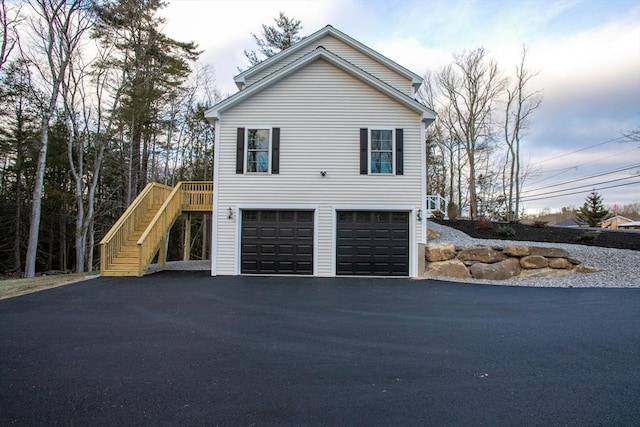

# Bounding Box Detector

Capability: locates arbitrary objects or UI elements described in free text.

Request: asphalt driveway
[1,272,639,426]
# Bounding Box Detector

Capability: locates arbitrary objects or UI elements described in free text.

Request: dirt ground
[0,273,97,300]
[437,220,640,251]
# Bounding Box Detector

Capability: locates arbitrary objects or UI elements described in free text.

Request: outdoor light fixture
[227,207,233,220]
[417,209,423,222]
[320,171,327,177]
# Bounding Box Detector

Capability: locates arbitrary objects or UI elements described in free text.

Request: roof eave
[235,25,423,86]
[207,48,436,122]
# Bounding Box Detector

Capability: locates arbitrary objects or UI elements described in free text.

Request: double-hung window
[370,129,394,174]
[236,127,280,174]
[360,128,403,175]
[246,129,270,173]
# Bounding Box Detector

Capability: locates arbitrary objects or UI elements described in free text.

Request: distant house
[600,215,633,230]
[618,221,640,230]
[552,218,584,228]
[203,25,436,277]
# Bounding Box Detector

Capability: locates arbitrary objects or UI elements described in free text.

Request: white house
[204,25,436,277]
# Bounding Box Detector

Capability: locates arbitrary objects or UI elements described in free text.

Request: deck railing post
[159,233,168,270]
[183,214,192,261]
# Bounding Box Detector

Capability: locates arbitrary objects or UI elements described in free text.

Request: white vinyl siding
[245,34,413,96]
[214,59,424,276]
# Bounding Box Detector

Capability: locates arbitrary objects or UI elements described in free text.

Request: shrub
[573,232,597,244]
[447,202,459,221]
[473,218,493,230]
[532,220,548,228]
[431,210,445,221]
[496,224,515,238]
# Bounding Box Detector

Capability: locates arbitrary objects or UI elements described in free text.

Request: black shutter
[360,128,368,175]
[236,128,245,174]
[395,128,404,175]
[271,128,280,174]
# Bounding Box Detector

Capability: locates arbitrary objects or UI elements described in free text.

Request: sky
[163,0,640,214]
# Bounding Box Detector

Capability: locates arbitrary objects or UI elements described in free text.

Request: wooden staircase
[100,182,213,277]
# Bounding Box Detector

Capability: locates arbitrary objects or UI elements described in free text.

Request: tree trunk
[24,122,49,277]
[467,151,478,219]
[87,217,94,272]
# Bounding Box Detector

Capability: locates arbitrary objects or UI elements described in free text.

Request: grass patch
[0,273,97,300]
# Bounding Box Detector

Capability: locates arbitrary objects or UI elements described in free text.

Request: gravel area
[426,221,640,288]
[148,260,210,273]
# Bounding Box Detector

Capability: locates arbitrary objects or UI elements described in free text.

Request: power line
[526,146,639,186]
[519,180,640,202]
[521,164,640,194]
[533,135,628,166]
[520,174,640,200]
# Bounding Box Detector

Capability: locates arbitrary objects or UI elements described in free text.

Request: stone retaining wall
[419,244,601,280]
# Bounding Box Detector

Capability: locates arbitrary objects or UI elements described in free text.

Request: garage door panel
[279,228,294,238]
[243,227,258,238]
[260,228,277,238]
[296,228,313,239]
[392,247,408,256]
[279,244,294,255]
[374,246,390,256]
[337,210,409,276]
[374,229,391,240]
[241,210,314,275]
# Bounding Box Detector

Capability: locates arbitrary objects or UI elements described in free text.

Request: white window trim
[244,126,272,174]
[368,127,395,175]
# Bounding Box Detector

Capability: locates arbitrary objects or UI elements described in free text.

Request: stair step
[111,257,140,264]
[102,269,143,277]
[101,185,196,277]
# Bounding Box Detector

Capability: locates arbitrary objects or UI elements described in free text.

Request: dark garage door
[241,210,314,275]
[337,211,409,276]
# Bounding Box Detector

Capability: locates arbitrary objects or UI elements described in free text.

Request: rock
[548,258,573,269]
[529,246,569,258]
[424,260,471,279]
[520,268,573,278]
[426,228,440,241]
[457,246,506,264]
[424,244,457,262]
[469,258,521,280]
[573,265,603,274]
[520,255,549,269]
[567,258,582,265]
[503,245,530,257]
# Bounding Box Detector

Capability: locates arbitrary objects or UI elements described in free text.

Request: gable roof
[234,25,423,91]
[205,46,436,123]
[204,46,436,123]
[600,214,632,224]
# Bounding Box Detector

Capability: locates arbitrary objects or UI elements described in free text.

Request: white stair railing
[426,195,448,219]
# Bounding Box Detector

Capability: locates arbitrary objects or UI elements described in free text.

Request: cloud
[161,0,347,94]
[159,0,640,211]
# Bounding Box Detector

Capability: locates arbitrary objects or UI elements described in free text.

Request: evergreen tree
[244,12,302,66]
[576,191,609,227]
[93,0,200,203]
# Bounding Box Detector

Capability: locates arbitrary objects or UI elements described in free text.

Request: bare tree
[0,0,21,70]
[23,0,87,277]
[503,46,542,220]
[62,34,129,272]
[436,48,506,219]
